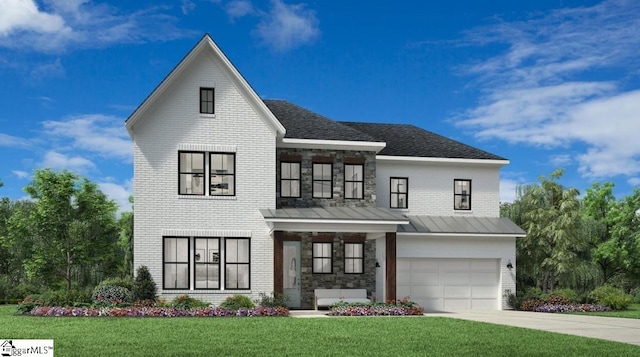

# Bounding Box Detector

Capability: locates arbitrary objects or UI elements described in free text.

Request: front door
[283,241,301,308]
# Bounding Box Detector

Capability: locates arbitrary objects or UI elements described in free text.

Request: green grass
[1,306,639,356]
[575,304,640,319]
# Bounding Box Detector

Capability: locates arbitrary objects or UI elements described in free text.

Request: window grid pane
[313,164,332,198]
[210,153,235,196]
[312,242,332,273]
[390,177,408,208]
[281,162,301,198]
[163,237,189,289]
[195,238,220,290]
[344,243,364,274]
[179,152,205,195]
[200,87,214,114]
[225,238,250,290]
[454,179,471,210]
[345,164,364,199]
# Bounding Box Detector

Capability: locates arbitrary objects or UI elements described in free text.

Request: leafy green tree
[117,196,134,278]
[509,169,587,293]
[605,188,640,287]
[11,169,119,292]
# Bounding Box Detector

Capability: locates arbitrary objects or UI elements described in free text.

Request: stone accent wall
[276,148,376,208]
[283,232,377,309]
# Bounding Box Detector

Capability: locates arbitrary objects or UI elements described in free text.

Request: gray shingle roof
[340,122,506,160]
[263,100,380,142]
[398,215,525,235]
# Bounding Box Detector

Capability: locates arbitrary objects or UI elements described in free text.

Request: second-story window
[313,163,332,198]
[390,177,408,208]
[281,162,301,197]
[210,153,235,196]
[454,179,471,210]
[344,164,364,199]
[200,87,214,114]
[179,152,205,195]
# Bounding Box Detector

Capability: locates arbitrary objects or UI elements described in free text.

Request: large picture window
[163,237,189,289]
[178,152,205,195]
[344,164,364,199]
[454,179,472,210]
[313,163,332,198]
[281,162,301,197]
[225,238,250,289]
[344,243,364,274]
[210,153,235,196]
[312,242,332,273]
[390,177,408,208]
[200,87,214,114]
[194,238,220,289]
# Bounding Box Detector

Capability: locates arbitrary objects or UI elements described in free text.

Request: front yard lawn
[575,304,640,319]
[1,305,639,356]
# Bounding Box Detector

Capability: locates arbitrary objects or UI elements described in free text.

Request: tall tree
[117,196,134,278]
[583,182,619,283]
[512,169,586,293]
[12,169,119,291]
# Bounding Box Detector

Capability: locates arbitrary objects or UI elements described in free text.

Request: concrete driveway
[428,310,640,346]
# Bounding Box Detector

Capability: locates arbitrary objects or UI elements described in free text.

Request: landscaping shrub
[255,292,289,308]
[92,285,133,306]
[169,295,210,309]
[630,287,640,304]
[551,288,578,303]
[588,286,633,310]
[519,298,545,311]
[220,294,255,310]
[534,304,611,313]
[545,294,571,306]
[96,277,134,291]
[133,265,157,301]
[28,305,289,317]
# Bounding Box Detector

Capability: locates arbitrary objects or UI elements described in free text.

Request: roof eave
[279,138,386,152]
[376,155,510,166]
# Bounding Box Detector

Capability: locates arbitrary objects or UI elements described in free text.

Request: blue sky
[1,0,639,212]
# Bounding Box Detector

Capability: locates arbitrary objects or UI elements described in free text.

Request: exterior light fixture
[506,260,513,269]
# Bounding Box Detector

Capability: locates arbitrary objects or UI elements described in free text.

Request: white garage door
[397,258,499,311]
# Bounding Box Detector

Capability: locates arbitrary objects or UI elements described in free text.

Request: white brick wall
[376,160,501,217]
[132,49,275,304]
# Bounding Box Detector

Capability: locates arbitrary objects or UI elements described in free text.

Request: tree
[117,196,134,278]
[12,169,119,292]
[509,169,587,293]
[133,265,157,301]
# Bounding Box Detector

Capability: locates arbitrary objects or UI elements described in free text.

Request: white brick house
[126,34,524,311]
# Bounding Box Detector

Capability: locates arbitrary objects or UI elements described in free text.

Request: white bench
[314,288,371,310]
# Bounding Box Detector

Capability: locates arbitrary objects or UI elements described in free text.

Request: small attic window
[200,87,215,114]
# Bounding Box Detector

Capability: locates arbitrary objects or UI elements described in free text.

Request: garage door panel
[471,272,498,285]
[472,286,497,298]
[397,258,500,311]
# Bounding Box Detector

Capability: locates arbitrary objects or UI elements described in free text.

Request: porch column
[385,232,396,301]
[273,231,283,295]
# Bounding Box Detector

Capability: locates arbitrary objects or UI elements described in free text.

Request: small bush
[255,292,289,308]
[133,265,157,302]
[169,295,210,309]
[220,294,255,310]
[630,287,640,304]
[551,288,578,303]
[97,277,134,291]
[92,285,133,306]
[546,294,571,305]
[588,286,634,310]
[519,298,545,311]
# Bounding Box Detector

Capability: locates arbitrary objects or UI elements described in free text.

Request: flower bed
[28,306,289,317]
[328,298,424,316]
[533,304,611,313]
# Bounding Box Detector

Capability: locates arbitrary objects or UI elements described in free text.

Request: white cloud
[628,177,640,186]
[253,0,319,51]
[181,0,196,15]
[0,0,192,53]
[456,0,640,180]
[11,170,29,179]
[41,150,95,172]
[226,0,255,19]
[42,114,132,162]
[500,178,519,203]
[549,154,572,168]
[98,179,132,212]
[30,58,65,79]
[0,0,68,36]
[0,132,30,148]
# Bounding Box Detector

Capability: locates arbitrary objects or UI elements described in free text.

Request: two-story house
[125,34,524,311]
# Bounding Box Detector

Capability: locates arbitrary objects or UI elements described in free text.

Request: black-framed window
[200,87,214,114]
[344,243,364,274]
[281,162,301,197]
[390,177,408,209]
[210,153,235,196]
[312,242,332,273]
[454,179,472,210]
[344,164,364,199]
[225,238,250,289]
[194,238,220,289]
[178,152,205,195]
[313,163,332,198]
[163,237,189,289]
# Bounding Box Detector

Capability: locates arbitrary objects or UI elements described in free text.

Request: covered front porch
[261,207,409,309]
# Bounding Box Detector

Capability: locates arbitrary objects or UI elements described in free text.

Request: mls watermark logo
[1,340,54,356]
